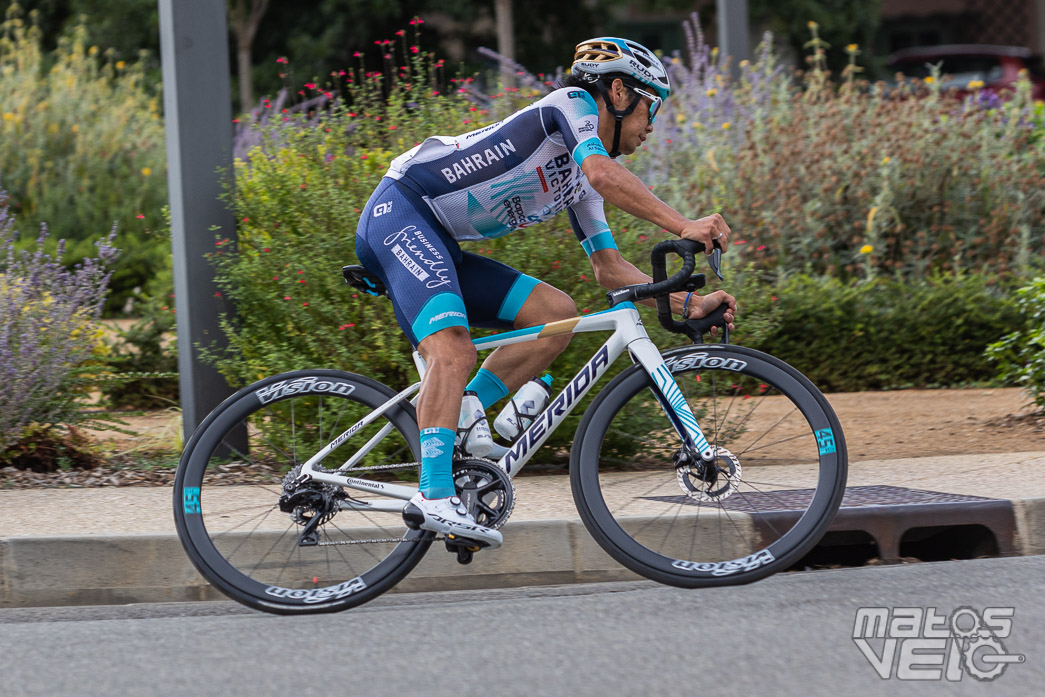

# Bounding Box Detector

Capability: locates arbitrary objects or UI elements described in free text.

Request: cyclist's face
[599,81,655,156]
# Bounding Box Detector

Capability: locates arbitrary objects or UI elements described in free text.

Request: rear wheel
[571,345,847,587]
[173,369,432,614]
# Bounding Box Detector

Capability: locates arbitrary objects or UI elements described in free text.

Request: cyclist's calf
[416,326,477,430]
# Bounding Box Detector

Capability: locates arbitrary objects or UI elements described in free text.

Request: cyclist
[355,37,738,549]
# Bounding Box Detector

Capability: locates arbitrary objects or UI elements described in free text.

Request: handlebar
[605,238,729,343]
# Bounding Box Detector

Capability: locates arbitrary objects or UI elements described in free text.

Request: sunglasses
[631,86,662,124]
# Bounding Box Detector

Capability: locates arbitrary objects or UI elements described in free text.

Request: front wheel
[571,344,847,587]
[173,369,432,614]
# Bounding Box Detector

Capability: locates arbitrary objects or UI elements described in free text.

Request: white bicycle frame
[302,302,715,514]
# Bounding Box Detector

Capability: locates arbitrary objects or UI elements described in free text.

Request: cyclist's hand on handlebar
[679,214,731,254]
[685,290,737,334]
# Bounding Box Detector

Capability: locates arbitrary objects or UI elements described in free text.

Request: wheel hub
[674,446,742,502]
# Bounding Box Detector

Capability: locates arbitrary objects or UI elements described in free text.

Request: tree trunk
[228,0,270,112]
[493,0,515,89]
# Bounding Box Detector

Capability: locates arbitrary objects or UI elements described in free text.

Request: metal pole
[717,0,751,78]
[158,0,237,441]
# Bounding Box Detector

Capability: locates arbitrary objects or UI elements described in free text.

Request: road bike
[173,239,848,614]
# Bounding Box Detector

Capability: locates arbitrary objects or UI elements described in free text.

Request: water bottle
[457,391,493,457]
[494,375,553,441]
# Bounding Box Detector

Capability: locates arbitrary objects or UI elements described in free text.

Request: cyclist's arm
[589,248,685,314]
[581,154,731,252]
[590,249,736,327]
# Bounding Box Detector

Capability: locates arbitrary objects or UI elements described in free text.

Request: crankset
[674,446,742,503]
[443,458,516,564]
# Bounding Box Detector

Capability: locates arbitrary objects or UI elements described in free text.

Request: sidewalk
[2,451,1044,608]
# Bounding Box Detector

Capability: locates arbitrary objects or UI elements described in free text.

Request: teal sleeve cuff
[580,229,618,257]
[572,137,609,167]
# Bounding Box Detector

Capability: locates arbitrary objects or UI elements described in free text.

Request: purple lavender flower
[0,184,120,454]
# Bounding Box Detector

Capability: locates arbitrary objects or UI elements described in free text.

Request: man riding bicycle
[355,37,738,549]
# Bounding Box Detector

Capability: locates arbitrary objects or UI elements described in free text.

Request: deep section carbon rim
[571,345,847,587]
[173,370,431,613]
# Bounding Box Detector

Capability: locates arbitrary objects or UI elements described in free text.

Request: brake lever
[708,243,724,281]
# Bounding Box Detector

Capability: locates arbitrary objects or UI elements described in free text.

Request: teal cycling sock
[419,426,456,499]
[466,368,509,410]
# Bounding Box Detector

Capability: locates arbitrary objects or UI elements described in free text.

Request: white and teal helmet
[572,37,671,102]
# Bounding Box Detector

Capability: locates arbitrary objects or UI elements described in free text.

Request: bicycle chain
[316,536,443,546]
[332,461,420,474]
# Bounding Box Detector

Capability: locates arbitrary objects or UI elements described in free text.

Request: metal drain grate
[645,485,998,513]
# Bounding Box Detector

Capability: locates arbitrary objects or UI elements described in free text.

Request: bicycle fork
[629,338,716,462]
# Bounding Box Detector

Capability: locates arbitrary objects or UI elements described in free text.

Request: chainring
[452,458,516,529]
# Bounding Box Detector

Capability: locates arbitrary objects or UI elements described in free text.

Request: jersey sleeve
[539,89,610,167]
[568,194,617,257]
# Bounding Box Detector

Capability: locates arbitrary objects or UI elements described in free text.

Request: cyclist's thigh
[356,179,469,347]
[457,251,542,330]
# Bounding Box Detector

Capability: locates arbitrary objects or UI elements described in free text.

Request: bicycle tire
[571,344,847,587]
[173,369,433,614]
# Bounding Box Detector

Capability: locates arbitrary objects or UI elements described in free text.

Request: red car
[887,45,1045,100]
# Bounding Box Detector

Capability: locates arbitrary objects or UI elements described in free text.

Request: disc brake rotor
[676,447,742,503]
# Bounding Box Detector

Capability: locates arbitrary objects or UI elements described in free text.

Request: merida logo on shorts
[429,311,466,324]
[440,139,516,183]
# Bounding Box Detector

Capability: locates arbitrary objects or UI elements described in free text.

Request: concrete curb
[3,499,1044,609]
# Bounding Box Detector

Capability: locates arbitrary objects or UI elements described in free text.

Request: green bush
[0,5,168,307]
[750,273,1024,392]
[986,277,1045,410]
[633,18,1045,281]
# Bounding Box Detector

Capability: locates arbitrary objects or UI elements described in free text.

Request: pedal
[445,534,483,564]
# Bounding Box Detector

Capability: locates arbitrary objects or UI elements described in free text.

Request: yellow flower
[807,21,818,29]
[860,245,874,254]
[846,44,859,53]
[690,121,703,129]
[739,59,750,68]
[1,112,13,121]
[675,112,687,125]
[924,76,935,84]
[141,167,152,177]
[705,88,718,97]
[881,156,890,165]
[116,61,125,70]
[968,79,985,90]
[88,46,99,56]
[721,122,731,130]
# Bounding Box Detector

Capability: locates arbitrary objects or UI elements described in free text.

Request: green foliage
[751,273,1025,392]
[98,311,179,410]
[986,277,1045,410]
[0,5,168,307]
[635,19,1045,283]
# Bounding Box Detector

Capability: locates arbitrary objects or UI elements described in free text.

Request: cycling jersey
[355,87,616,347]
[385,87,617,257]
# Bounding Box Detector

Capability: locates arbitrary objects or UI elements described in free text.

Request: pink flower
[136,214,145,219]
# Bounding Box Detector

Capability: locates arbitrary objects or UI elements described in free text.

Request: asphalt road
[1,557,1041,697]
